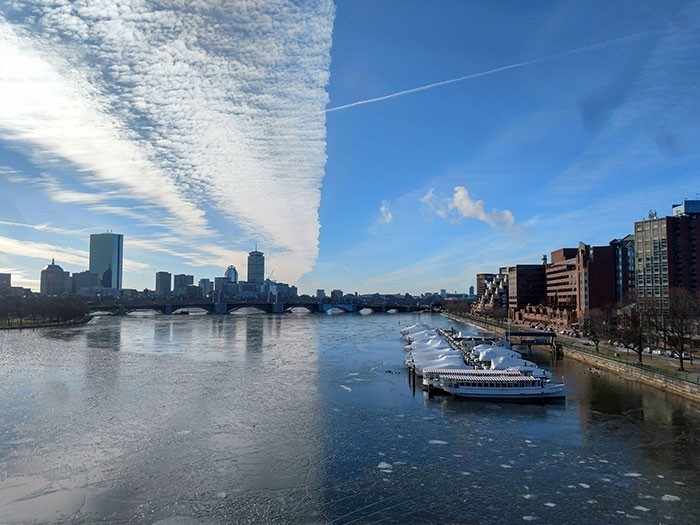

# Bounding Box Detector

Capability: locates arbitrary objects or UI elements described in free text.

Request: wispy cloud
[379,201,393,224]
[0,1,335,282]
[422,186,516,232]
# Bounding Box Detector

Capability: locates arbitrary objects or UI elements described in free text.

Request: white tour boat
[422,367,565,401]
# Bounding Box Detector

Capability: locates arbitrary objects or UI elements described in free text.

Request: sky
[1,0,699,295]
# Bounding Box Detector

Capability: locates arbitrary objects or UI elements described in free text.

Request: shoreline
[0,315,93,331]
[442,312,700,405]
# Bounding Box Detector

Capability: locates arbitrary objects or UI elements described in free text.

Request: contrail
[323,31,657,115]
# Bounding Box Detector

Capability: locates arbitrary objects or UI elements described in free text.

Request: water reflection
[1,314,699,523]
[86,322,121,350]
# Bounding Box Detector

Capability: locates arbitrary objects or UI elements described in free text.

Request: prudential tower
[247,249,265,285]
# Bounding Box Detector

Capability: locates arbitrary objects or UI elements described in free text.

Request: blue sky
[1,1,699,295]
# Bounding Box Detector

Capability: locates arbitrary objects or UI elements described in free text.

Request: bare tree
[615,303,648,364]
[646,288,699,372]
[582,308,609,352]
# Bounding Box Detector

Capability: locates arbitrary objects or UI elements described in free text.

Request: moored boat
[422,367,565,401]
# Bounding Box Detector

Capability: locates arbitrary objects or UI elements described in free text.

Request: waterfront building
[574,242,615,320]
[247,250,265,285]
[514,244,615,329]
[71,271,99,295]
[173,274,194,296]
[507,263,547,317]
[475,273,496,299]
[155,272,172,297]
[331,289,343,301]
[546,248,579,310]
[0,273,10,295]
[316,289,326,300]
[610,234,636,302]
[634,200,700,311]
[40,259,70,296]
[473,270,508,313]
[89,233,123,290]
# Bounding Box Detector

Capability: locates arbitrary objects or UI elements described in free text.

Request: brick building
[507,263,547,316]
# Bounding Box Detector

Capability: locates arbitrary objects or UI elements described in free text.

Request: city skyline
[1,1,700,294]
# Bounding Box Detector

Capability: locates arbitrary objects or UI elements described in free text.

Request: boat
[422,367,565,401]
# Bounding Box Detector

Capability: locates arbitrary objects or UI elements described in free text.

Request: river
[1,312,699,524]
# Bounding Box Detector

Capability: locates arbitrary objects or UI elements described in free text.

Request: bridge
[88,300,426,316]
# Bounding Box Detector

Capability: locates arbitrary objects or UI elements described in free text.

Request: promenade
[444,312,700,404]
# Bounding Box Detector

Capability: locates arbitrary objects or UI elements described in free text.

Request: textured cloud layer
[0,1,334,280]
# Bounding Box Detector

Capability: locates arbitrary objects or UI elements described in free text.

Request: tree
[615,303,648,364]
[582,308,609,352]
[646,288,699,372]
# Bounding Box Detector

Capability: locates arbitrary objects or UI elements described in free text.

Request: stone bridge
[88,301,424,316]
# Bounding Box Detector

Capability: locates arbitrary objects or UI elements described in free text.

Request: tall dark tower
[247,249,265,285]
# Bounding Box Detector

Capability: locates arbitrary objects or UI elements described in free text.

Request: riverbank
[0,315,93,331]
[443,312,700,405]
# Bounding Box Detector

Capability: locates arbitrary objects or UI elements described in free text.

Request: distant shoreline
[0,315,93,331]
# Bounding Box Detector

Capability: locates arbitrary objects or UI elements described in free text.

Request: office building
[155,272,172,297]
[331,289,343,301]
[199,278,213,296]
[316,289,326,300]
[71,271,99,295]
[89,233,123,289]
[508,263,547,315]
[634,200,700,311]
[610,234,635,302]
[173,274,194,296]
[40,259,70,296]
[0,273,10,295]
[247,250,265,285]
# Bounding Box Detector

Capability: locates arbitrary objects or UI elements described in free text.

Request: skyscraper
[225,265,239,283]
[247,250,264,285]
[89,233,123,289]
[155,272,172,297]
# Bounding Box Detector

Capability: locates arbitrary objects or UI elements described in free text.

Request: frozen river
[1,312,700,523]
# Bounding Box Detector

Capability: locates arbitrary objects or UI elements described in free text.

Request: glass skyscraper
[89,233,124,289]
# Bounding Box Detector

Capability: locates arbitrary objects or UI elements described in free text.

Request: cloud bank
[0,1,335,281]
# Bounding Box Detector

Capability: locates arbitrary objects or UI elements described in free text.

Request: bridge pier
[213,302,228,315]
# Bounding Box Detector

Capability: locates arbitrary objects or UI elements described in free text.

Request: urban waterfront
[1,313,700,524]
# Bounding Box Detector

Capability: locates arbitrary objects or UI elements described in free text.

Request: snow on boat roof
[422,368,522,375]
